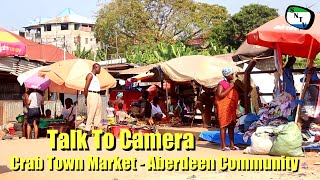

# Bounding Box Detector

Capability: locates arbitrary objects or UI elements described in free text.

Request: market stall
[200,14,320,155]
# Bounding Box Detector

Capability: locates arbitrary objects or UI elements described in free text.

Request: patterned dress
[216,80,239,128]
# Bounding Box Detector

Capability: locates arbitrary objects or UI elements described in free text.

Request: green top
[170,105,182,113]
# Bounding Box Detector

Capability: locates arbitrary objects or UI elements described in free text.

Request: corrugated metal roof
[24,8,94,28]
[57,8,77,17]
[0,57,43,76]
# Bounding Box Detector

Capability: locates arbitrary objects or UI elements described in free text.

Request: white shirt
[28,92,43,108]
[88,72,101,91]
[61,105,76,122]
[151,104,162,116]
[106,107,115,118]
[116,111,128,121]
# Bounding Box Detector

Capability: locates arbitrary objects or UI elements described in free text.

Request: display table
[39,119,65,129]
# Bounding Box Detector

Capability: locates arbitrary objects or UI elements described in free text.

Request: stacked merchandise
[239,92,304,157]
[243,92,299,142]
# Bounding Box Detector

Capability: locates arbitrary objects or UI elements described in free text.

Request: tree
[125,42,208,64]
[210,4,279,49]
[73,45,94,60]
[95,0,228,50]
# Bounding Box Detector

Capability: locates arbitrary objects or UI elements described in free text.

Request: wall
[0,101,23,124]
[39,23,97,53]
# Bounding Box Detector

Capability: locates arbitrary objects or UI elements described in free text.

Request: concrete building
[24,8,97,55]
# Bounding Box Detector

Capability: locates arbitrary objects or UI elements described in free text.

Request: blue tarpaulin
[199,131,251,146]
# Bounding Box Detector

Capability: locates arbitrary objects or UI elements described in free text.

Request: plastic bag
[269,122,304,157]
[243,126,275,155]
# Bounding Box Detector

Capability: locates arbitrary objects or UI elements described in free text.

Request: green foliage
[210,4,279,49]
[72,45,94,60]
[293,54,320,69]
[95,0,228,50]
[125,41,233,64]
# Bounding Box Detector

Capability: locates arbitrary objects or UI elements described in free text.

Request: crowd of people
[21,63,242,152]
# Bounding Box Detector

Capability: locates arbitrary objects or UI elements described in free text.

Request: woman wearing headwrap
[216,67,239,151]
[114,92,125,111]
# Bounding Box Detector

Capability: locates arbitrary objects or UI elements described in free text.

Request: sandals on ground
[230,146,240,150]
[220,147,230,151]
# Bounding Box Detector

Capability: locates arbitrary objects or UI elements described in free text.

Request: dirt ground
[0,138,319,180]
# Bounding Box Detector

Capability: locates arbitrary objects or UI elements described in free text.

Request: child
[44,109,52,119]
[106,101,115,124]
[116,103,128,123]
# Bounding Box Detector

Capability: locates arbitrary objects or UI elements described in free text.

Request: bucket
[16,115,24,123]
[110,125,131,138]
[131,128,152,135]
[8,127,16,135]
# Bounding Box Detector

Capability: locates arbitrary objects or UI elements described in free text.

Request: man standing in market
[84,63,102,132]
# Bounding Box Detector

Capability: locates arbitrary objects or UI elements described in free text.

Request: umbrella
[17,66,45,85]
[17,66,50,91]
[0,27,26,57]
[246,15,320,60]
[38,59,117,94]
[24,74,50,91]
[159,55,240,88]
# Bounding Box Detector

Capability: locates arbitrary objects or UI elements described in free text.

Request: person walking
[84,63,102,132]
[216,68,239,151]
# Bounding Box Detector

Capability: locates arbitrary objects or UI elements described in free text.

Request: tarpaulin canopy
[159,55,240,88]
[0,27,26,57]
[39,59,117,94]
[247,14,320,60]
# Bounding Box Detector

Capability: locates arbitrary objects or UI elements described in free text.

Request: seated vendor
[116,103,129,123]
[61,98,76,129]
[44,109,52,119]
[195,87,215,128]
[169,97,182,117]
[151,96,165,121]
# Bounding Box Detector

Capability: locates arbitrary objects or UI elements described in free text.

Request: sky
[1,0,319,31]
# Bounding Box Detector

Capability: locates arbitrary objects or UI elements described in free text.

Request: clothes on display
[242,92,300,142]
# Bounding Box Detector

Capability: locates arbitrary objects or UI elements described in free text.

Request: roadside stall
[148,55,243,127]
[200,14,320,156]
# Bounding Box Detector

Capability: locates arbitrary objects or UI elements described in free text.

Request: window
[85,38,88,44]
[44,25,51,31]
[74,24,80,30]
[61,23,69,30]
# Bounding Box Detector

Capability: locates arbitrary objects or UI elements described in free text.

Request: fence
[0,101,23,125]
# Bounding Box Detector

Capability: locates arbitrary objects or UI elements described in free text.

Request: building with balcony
[24,8,97,55]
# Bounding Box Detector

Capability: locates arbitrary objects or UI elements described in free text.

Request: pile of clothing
[242,92,300,142]
[302,123,320,142]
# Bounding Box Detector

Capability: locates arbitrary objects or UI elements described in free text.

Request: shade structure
[247,14,320,60]
[17,66,50,91]
[130,71,154,82]
[38,59,117,93]
[147,83,170,92]
[159,55,240,88]
[24,74,50,91]
[17,66,44,86]
[0,27,26,57]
